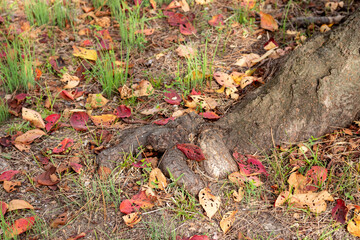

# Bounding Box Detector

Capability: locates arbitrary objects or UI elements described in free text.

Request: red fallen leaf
[67,232,86,240]
[73,88,85,99]
[264,37,279,49]
[95,30,113,50]
[332,199,348,224]
[208,14,224,27]
[132,158,151,168]
[134,0,142,5]
[0,135,12,147]
[164,89,181,105]
[59,90,75,101]
[199,112,220,120]
[53,138,74,154]
[305,166,327,191]
[36,165,59,186]
[180,22,197,35]
[176,143,206,161]
[165,12,188,26]
[0,170,20,181]
[80,39,92,47]
[45,114,61,132]
[120,190,155,214]
[191,88,201,95]
[15,93,30,103]
[153,117,175,125]
[114,105,132,118]
[7,216,35,238]
[1,201,8,215]
[70,112,89,131]
[177,235,210,240]
[70,162,83,173]
[247,157,269,176]
[120,199,139,214]
[49,56,65,73]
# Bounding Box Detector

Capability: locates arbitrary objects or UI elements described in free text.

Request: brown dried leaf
[50,212,68,228]
[3,180,21,193]
[220,211,237,234]
[288,190,334,213]
[149,168,167,190]
[233,187,244,202]
[123,212,142,228]
[22,108,45,129]
[86,94,109,109]
[234,54,260,67]
[199,188,221,219]
[8,199,34,211]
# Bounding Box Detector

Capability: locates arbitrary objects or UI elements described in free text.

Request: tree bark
[97,10,360,195]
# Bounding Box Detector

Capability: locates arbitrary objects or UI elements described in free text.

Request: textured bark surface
[218,11,360,153]
[97,11,360,195]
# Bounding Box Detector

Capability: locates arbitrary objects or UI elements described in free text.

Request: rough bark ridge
[218,10,360,153]
[97,11,360,195]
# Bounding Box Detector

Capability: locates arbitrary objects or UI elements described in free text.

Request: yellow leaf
[149,168,167,190]
[22,108,46,129]
[73,46,97,61]
[199,188,221,219]
[86,94,109,109]
[215,85,225,93]
[123,212,142,228]
[8,199,34,211]
[348,208,360,237]
[259,11,278,32]
[220,211,237,234]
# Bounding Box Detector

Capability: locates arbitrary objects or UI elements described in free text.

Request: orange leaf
[6,216,35,238]
[123,212,142,227]
[22,108,46,129]
[8,199,34,211]
[199,188,221,219]
[50,212,68,228]
[220,211,237,234]
[259,11,278,32]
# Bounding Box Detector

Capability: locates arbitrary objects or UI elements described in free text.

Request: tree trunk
[97,10,360,195]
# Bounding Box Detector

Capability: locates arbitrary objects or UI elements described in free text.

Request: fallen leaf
[199,111,220,120]
[70,112,89,131]
[176,45,197,58]
[123,212,142,227]
[14,129,46,151]
[8,199,34,211]
[234,53,260,68]
[233,187,244,202]
[50,212,68,228]
[180,22,197,35]
[70,162,83,173]
[199,188,221,219]
[45,114,61,132]
[228,171,263,187]
[239,76,258,89]
[120,190,155,214]
[86,94,108,109]
[150,0,156,10]
[166,0,181,10]
[3,180,21,193]
[274,191,291,207]
[90,114,117,127]
[348,207,360,237]
[213,72,238,88]
[240,0,256,9]
[66,232,86,240]
[0,170,20,181]
[220,210,237,234]
[149,168,167,190]
[264,38,279,50]
[95,29,114,50]
[184,95,218,111]
[164,89,181,105]
[180,0,190,12]
[1,201,8,215]
[36,165,59,186]
[305,166,327,191]
[288,172,309,194]
[153,117,175,125]
[195,0,212,4]
[259,12,278,32]
[98,166,112,180]
[135,28,155,35]
[114,105,132,118]
[73,46,97,61]
[61,73,80,89]
[208,14,224,27]
[332,199,348,224]
[176,143,206,161]
[59,90,75,101]
[6,216,35,238]
[22,107,45,129]
[133,80,154,97]
[53,138,74,154]
[288,190,334,213]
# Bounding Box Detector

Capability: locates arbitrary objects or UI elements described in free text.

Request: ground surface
[0,0,360,239]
